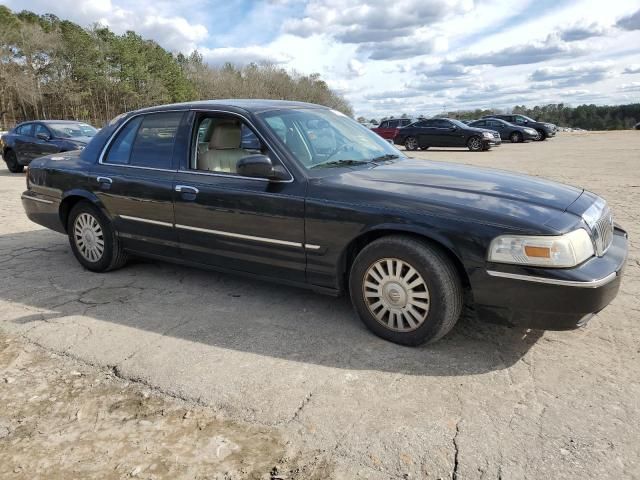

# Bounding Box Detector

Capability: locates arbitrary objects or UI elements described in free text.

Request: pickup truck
[371,118,415,142]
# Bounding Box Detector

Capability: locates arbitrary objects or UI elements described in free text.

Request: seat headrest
[210,121,241,150]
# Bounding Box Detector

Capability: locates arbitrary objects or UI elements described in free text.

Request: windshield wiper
[370,154,400,162]
[310,159,373,169]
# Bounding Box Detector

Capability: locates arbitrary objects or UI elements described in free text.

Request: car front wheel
[4,150,24,173]
[349,235,463,346]
[68,202,128,272]
[535,129,547,141]
[510,132,523,143]
[467,136,483,152]
[404,136,418,151]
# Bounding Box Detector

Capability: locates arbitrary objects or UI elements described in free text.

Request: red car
[371,118,415,142]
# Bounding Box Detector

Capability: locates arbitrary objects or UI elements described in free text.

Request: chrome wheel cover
[362,258,430,332]
[405,137,417,150]
[73,212,105,262]
[469,137,481,150]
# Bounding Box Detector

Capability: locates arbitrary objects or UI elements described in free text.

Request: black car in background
[482,114,556,140]
[394,118,501,152]
[469,118,539,143]
[1,120,97,173]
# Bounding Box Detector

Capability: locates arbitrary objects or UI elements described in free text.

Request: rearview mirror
[236,154,289,181]
[36,132,50,141]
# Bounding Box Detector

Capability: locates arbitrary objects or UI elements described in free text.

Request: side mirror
[36,132,50,141]
[236,154,289,181]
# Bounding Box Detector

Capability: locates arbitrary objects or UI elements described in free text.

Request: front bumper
[523,131,539,141]
[470,227,628,330]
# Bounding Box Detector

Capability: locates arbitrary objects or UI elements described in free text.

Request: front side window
[34,124,51,138]
[258,108,404,169]
[48,122,98,138]
[191,114,263,174]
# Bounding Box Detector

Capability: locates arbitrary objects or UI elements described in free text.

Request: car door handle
[175,185,199,194]
[97,176,112,190]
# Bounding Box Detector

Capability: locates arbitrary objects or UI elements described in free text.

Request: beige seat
[199,121,247,173]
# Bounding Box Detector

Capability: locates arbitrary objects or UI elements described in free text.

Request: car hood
[316,158,585,232]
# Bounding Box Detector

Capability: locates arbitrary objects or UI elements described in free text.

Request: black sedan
[394,118,501,152]
[469,118,539,143]
[2,120,97,173]
[21,100,627,346]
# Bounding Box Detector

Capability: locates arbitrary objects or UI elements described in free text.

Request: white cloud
[199,46,291,66]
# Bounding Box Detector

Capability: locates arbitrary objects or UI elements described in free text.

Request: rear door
[173,110,307,282]
[12,123,34,163]
[92,111,185,258]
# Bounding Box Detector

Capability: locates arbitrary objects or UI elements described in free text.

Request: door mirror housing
[36,132,50,141]
[236,154,289,181]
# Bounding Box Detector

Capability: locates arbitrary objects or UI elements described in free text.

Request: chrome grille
[592,207,614,256]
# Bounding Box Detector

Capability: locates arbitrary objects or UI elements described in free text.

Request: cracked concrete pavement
[1,131,639,479]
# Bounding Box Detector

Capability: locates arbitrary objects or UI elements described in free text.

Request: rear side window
[105,112,183,168]
[15,124,33,136]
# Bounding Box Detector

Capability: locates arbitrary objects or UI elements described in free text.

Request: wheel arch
[339,224,471,293]
[59,190,110,232]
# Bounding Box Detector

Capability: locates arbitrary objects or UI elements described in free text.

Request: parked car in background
[635,122,640,130]
[20,100,627,346]
[371,118,415,142]
[469,118,538,143]
[394,118,501,152]
[482,114,556,140]
[2,120,98,173]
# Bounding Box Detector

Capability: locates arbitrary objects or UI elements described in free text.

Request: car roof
[133,99,329,115]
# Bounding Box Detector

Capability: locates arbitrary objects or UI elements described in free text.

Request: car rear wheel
[68,202,128,272]
[349,235,463,346]
[467,136,483,152]
[535,129,547,141]
[510,132,523,143]
[404,136,418,151]
[3,150,24,173]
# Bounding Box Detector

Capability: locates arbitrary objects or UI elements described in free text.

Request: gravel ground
[0,131,639,479]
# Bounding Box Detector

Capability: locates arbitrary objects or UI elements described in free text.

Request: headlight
[525,128,537,134]
[488,229,594,267]
[482,132,493,138]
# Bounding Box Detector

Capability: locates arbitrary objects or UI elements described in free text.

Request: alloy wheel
[73,212,105,262]
[468,137,482,151]
[362,258,430,332]
[405,137,417,151]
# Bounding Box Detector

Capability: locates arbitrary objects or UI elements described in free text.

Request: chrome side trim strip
[175,223,303,247]
[119,215,173,228]
[486,270,617,288]
[21,194,53,204]
[304,244,321,250]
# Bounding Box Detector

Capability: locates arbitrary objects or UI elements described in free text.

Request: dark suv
[394,118,501,152]
[482,114,556,141]
[371,118,416,142]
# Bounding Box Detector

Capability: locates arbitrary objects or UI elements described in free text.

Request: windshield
[518,115,536,123]
[258,108,405,169]
[48,122,98,138]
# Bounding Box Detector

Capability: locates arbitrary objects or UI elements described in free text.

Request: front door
[91,111,185,258]
[31,124,60,160]
[173,111,307,282]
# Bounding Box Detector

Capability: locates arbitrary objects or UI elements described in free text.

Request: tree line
[435,103,640,130]
[0,6,352,130]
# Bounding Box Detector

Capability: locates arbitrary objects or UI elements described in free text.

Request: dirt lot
[1,131,639,479]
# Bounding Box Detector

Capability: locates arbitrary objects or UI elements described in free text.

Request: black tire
[467,136,483,152]
[535,129,547,141]
[4,150,24,173]
[510,132,523,143]
[404,136,418,151]
[349,235,463,346]
[67,201,128,272]
[419,146,429,151]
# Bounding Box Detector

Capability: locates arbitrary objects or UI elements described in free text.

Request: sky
[4,0,640,119]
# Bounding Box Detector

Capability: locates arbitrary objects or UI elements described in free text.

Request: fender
[59,188,114,230]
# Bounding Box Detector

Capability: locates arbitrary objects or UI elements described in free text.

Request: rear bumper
[21,191,65,234]
[470,227,628,329]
